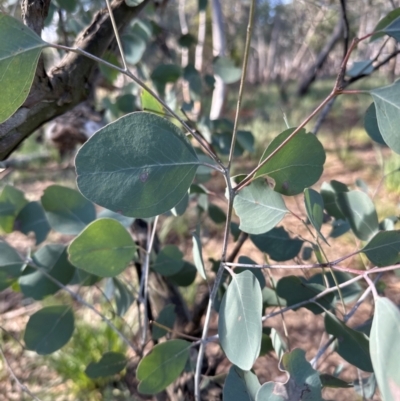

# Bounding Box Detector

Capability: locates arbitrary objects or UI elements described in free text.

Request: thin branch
[105,0,128,71]
[228,0,256,169]
[27,260,139,354]
[339,0,350,62]
[0,345,43,401]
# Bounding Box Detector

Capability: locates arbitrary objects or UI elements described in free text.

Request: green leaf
[237,130,255,153]
[0,14,48,124]
[255,128,325,195]
[183,64,202,101]
[262,287,287,308]
[255,349,323,401]
[192,233,207,280]
[346,60,373,77]
[364,103,387,145]
[371,298,400,401]
[168,261,197,287]
[236,256,266,289]
[370,80,400,154]
[213,57,241,84]
[0,185,28,233]
[383,15,400,41]
[320,180,348,220]
[41,185,96,235]
[68,218,137,277]
[362,230,400,267]
[319,374,352,388]
[85,352,127,379]
[218,271,262,370]
[141,89,164,115]
[337,190,379,241]
[250,227,303,262]
[76,112,200,218]
[277,276,334,314]
[137,339,190,394]
[54,0,77,12]
[329,219,350,238]
[153,245,184,276]
[223,365,261,401]
[19,244,75,300]
[113,278,135,316]
[0,241,24,291]
[24,305,74,355]
[151,64,182,83]
[325,311,373,372]
[178,33,196,48]
[370,8,400,41]
[208,203,226,224]
[152,304,176,340]
[99,52,120,83]
[171,191,188,216]
[304,188,328,244]
[233,179,287,235]
[15,201,50,245]
[122,33,146,65]
[116,94,136,114]
[97,208,135,228]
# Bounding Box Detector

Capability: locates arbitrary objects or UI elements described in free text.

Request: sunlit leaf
[41,185,96,235]
[68,218,136,277]
[137,340,190,394]
[76,112,200,218]
[370,298,400,401]
[325,311,373,372]
[24,305,74,355]
[337,190,379,241]
[0,14,48,124]
[219,271,262,370]
[255,128,325,196]
[233,179,287,235]
[85,352,127,378]
[141,89,164,115]
[370,80,400,154]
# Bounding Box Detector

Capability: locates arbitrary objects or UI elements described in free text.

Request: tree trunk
[297,17,344,96]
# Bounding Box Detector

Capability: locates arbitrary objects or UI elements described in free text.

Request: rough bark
[0,0,150,160]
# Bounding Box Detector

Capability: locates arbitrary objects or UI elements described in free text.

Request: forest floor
[0,79,399,401]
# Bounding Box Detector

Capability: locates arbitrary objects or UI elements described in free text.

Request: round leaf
[137,339,190,394]
[0,241,24,291]
[364,103,387,145]
[68,218,137,277]
[223,365,261,401]
[250,227,303,262]
[233,179,288,235]
[113,277,135,316]
[15,201,50,245]
[0,185,28,233]
[19,244,75,300]
[337,190,379,241]
[168,261,197,287]
[153,245,184,276]
[41,185,96,235]
[370,297,400,401]
[370,8,400,41]
[152,304,176,340]
[0,15,47,124]
[76,112,200,218]
[304,188,328,244]
[325,311,373,372]
[24,305,74,355]
[85,352,127,379]
[255,128,325,195]
[370,81,400,154]
[218,271,262,370]
[213,57,241,84]
[122,33,146,65]
[362,230,400,267]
